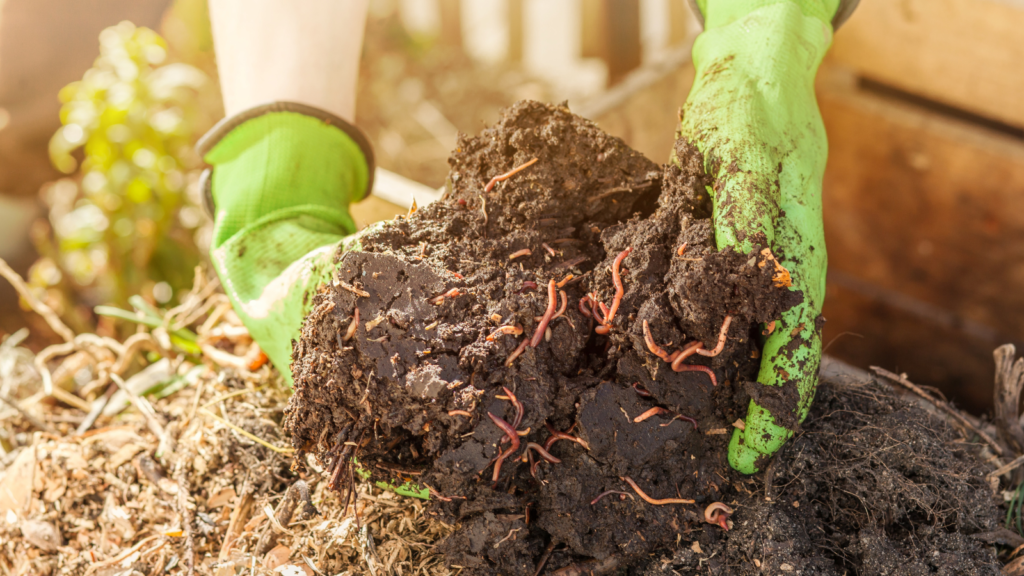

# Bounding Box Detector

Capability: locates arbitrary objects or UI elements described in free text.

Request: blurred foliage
[30,18,218,334]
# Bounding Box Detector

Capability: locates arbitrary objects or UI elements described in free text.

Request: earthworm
[763,320,776,335]
[552,290,568,320]
[672,364,718,386]
[509,249,532,260]
[632,382,652,397]
[695,315,733,357]
[676,243,688,256]
[448,410,473,417]
[543,422,590,451]
[530,280,558,347]
[429,288,461,305]
[342,308,360,342]
[704,502,734,530]
[487,325,524,341]
[633,407,670,423]
[661,413,699,430]
[505,337,530,366]
[605,247,632,324]
[448,271,464,279]
[578,295,593,318]
[669,341,705,370]
[541,242,557,257]
[642,320,673,362]
[485,157,538,192]
[487,412,521,482]
[526,442,561,475]
[621,476,694,505]
[556,274,574,287]
[590,490,634,505]
[503,386,524,430]
[517,280,538,294]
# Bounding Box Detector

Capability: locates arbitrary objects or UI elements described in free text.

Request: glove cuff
[196,101,376,218]
[687,0,859,30]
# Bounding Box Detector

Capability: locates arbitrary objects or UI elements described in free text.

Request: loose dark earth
[284,101,1002,574]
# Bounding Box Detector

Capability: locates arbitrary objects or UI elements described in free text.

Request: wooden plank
[817,65,1024,410]
[829,0,1024,128]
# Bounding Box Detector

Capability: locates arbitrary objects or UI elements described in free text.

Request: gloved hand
[197,102,374,386]
[677,0,851,473]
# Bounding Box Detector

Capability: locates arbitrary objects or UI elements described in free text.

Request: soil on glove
[283,101,1000,574]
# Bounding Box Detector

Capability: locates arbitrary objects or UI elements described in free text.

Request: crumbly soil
[284,101,1002,574]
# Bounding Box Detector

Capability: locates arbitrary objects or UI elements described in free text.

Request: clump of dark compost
[283,101,999,574]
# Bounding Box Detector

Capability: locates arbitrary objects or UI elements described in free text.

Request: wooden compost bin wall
[589,0,1024,413]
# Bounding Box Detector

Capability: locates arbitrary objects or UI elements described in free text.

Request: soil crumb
[284,101,1000,574]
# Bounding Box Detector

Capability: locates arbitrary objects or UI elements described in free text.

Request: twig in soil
[494,527,523,548]
[541,242,557,257]
[480,195,488,227]
[695,315,733,357]
[621,476,694,505]
[871,366,1004,456]
[486,412,521,482]
[633,407,671,423]
[0,391,57,434]
[642,320,673,362]
[763,320,776,335]
[671,364,718,387]
[661,413,699,430]
[110,373,166,443]
[343,308,360,342]
[487,325,524,341]
[509,248,532,260]
[594,247,632,335]
[988,453,1024,480]
[505,337,530,366]
[526,442,561,476]
[337,280,371,298]
[530,280,558,347]
[0,256,75,343]
[543,422,590,451]
[484,157,538,192]
[429,288,462,305]
[533,540,558,576]
[255,480,319,556]
[590,490,635,505]
[200,408,294,454]
[704,502,734,530]
[84,535,162,576]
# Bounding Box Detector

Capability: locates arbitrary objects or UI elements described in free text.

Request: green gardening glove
[197,102,374,386]
[678,0,850,473]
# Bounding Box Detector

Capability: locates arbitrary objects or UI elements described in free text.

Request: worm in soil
[543,422,590,451]
[704,502,734,530]
[487,325,524,341]
[429,288,461,305]
[530,280,558,347]
[621,476,694,505]
[642,320,673,362]
[505,337,530,366]
[633,407,670,423]
[661,413,699,430]
[509,248,532,260]
[526,442,561,476]
[695,315,733,357]
[671,364,718,387]
[669,341,705,370]
[590,490,635,505]
[487,412,521,482]
[484,157,538,192]
[632,382,653,397]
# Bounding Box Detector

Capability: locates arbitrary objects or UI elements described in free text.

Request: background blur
[1,0,1021,415]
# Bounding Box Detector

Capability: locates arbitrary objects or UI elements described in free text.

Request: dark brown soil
[283,101,1001,575]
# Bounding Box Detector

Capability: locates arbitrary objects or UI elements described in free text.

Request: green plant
[36,21,209,319]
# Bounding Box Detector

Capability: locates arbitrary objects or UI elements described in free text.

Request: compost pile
[283,101,1002,574]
